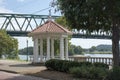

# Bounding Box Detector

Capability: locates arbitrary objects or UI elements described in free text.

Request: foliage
[19,47,33,55]
[69,44,83,55]
[45,59,108,73]
[45,59,92,72]
[0,30,18,59]
[45,59,109,79]
[56,0,120,32]
[19,44,83,56]
[55,17,83,56]
[85,44,117,54]
[96,45,112,52]
[106,66,120,80]
[89,46,96,52]
[88,67,108,79]
[55,16,69,29]
[55,0,120,66]
[93,62,109,69]
[69,66,109,80]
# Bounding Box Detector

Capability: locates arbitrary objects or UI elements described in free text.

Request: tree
[89,46,96,52]
[55,0,120,66]
[68,45,83,55]
[55,17,73,55]
[0,30,18,59]
[55,16,84,55]
[19,47,33,55]
[55,16,70,29]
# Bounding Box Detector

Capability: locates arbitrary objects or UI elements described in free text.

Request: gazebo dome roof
[28,20,72,36]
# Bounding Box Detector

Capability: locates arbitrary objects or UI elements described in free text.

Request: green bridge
[0,13,112,39]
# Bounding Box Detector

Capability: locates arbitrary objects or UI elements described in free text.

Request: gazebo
[28,20,72,63]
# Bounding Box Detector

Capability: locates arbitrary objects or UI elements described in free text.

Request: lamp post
[27,39,28,61]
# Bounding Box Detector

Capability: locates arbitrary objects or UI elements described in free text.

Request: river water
[19,54,113,61]
[84,54,113,58]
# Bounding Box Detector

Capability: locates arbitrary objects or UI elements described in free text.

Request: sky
[0,0,112,49]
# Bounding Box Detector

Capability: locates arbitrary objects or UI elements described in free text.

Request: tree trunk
[112,21,120,66]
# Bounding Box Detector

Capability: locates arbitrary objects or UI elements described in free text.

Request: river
[19,54,113,61]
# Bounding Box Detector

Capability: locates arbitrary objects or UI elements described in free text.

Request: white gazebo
[28,20,72,63]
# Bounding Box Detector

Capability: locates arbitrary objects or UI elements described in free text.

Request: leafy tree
[19,47,33,55]
[69,45,83,55]
[0,30,18,59]
[96,45,112,51]
[55,0,120,66]
[89,46,96,52]
[55,17,73,55]
[55,16,70,29]
[19,44,83,56]
[74,46,83,54]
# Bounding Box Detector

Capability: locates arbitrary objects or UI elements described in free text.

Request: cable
[32,7,52,14]
[32,0,55,14]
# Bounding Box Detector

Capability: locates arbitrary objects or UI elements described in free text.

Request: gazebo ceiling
[28,20,72,36]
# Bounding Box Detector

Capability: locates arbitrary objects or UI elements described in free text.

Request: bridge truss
[0,13,112,39]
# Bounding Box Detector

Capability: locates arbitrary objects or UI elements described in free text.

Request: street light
[26,39,28,61]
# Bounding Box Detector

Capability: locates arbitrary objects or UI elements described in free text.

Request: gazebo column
[65,38,68,60]
[60,37,64,60]
[47,37,50,60]
[51,38,54,59]
[40,39,43,62]
[33,38,39,63]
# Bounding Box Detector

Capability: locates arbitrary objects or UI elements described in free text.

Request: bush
[88,66,109,79]
[106,66,120,80]
[45,59,109,79]
[45,59,92,72]
[93,62,109,69]
[69,66,89,78]
[45,59,56,70]
[70,66,109,80]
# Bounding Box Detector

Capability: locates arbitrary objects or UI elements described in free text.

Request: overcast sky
[0,0,112,49]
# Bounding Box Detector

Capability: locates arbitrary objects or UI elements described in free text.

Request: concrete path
[0,60,46,73]
[0,60,49,80]
[0,71,49,80]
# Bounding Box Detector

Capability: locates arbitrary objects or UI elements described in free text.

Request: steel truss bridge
[0,13,112,39]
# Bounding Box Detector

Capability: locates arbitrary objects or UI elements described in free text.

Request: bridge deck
[0,13,112,39]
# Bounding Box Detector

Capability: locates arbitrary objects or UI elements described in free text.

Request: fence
[29,55,113,65]
[69,56,113,65]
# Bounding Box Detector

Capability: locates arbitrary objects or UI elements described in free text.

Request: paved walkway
[0,71,49,80]
[0,60,49,80]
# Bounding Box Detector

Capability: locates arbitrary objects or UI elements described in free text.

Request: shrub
[69,66,89,78]
[45,59,68,71]
[106,66,120,80]
[93,62,109,69]
[70,66,109,80]
[45,59,110,79]
[45,59,56,70]
[45,59,92,72]
[88,66,109,79]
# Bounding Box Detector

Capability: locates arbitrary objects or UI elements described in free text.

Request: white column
[65,38,68,60]
[60,37,64,60]
[51,38,54,59]
[47,37,50,60]
[40,39,43,62]
[33,38,39,63]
